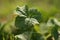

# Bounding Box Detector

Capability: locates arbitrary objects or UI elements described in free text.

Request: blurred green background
[0,0,60,40]
[0,0,60,21]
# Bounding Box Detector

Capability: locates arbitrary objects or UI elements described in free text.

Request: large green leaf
[15,16,33,34]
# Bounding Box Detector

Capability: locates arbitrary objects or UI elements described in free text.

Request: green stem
[29,28,34,40]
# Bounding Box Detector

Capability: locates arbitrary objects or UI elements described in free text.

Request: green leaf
[31,31,44,40]
[50,18,59,40]
[29,9,42,23]
[15,16,33,34]
[51,26,58,40]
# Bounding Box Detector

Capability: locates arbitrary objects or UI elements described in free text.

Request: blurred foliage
[15,5,60,40]
[0,0,60,22]
[0,0,60,40]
